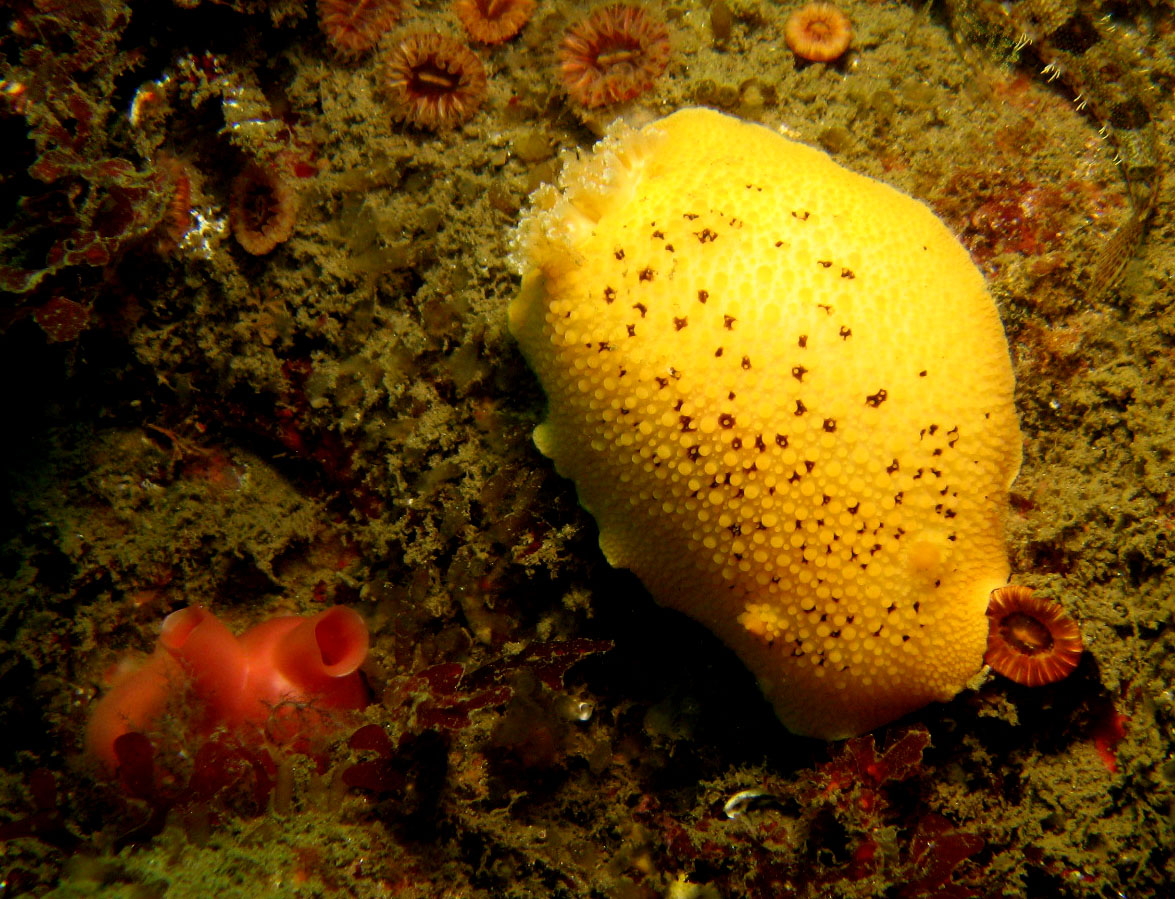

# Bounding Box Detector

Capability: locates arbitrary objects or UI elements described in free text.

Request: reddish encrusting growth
[558,4,670,108]
[964,182,1067,264]
[1091,702,1128,773]
[385,33,488,130]
[32,296,90,343]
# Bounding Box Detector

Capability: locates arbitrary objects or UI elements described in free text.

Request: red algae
[32,296,90,343]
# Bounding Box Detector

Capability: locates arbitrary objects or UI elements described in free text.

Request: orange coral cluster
[558,4,670,108]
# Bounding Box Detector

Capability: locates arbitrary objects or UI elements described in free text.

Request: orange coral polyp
[229,162,298,256]
[385,32,488,130]
[558,4,670,109]
[318,0,404,57]
[153,152,193,254]
[784,3,852,63]
[455,0,535,45]
[985,586,1083,686]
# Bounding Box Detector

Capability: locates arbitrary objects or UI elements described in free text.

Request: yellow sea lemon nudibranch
[509,108,1022,740]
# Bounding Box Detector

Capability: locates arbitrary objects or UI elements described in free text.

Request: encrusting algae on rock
[510,108,1022,739]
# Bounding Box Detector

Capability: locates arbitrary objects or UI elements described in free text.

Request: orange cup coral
[558,3,670,109]
[385,32,488,130]
[454,0,535,45]
[784,3,852,63]
[86,605,370,775]
[985,586,1083,686]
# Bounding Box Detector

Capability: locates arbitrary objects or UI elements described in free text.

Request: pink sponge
[85,605,370,774]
